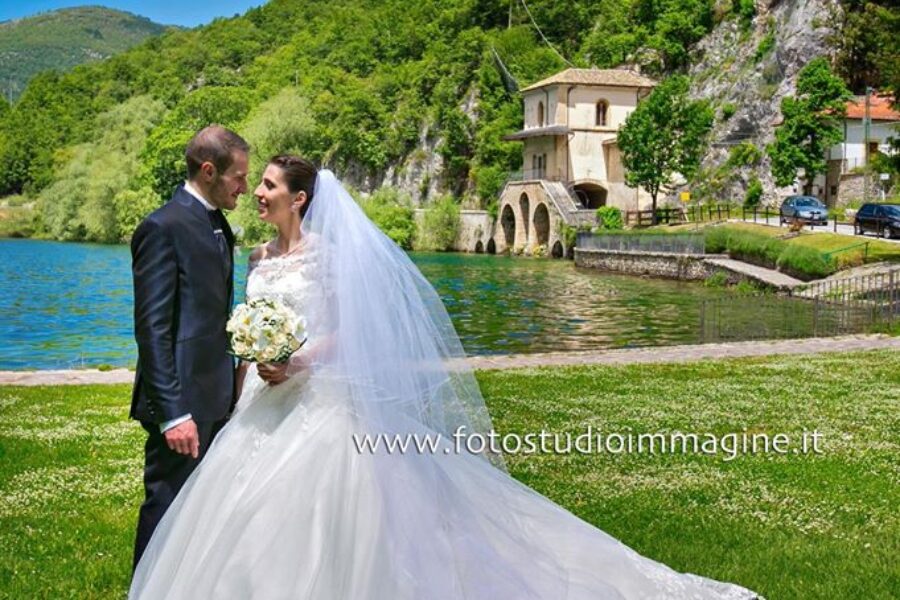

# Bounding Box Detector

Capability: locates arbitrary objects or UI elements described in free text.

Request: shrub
[705,225,838,279]
[744,177,763,207]
[360,187,415,250]
[776,245,836,279]
[596,206,624,230]
[415,195,460,251]
[720,103,737,121]
[754,32,775,62]
[737,0,756,30]
[704,271,729,287]
[704,225,730,254]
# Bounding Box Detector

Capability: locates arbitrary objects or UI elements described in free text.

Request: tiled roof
[845,94,900,122]
[521,68,657,92]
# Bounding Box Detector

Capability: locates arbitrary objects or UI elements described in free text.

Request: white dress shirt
[159,182,217,434]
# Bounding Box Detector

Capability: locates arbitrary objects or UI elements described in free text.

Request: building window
[538,101,545,127]
[596,100,609,127]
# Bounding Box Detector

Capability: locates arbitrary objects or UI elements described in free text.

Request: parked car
[779,196,829,226]
[855,203,900,239]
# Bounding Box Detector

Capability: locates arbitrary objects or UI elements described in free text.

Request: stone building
[489,68,656,257]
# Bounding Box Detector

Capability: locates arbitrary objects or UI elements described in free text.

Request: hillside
[0,6,170,101]
[0,0,895,244]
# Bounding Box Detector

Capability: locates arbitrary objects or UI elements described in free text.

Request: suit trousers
[133,417,227,570]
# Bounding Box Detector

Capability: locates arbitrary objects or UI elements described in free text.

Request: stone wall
[574,249,739,282]
[834,172,895,206]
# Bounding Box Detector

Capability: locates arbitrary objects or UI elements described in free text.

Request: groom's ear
[199,161,217,182]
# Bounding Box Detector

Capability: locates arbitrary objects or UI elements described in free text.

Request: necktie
[208,210,232,276]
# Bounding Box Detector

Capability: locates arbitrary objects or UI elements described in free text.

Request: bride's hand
[257,361,290,385]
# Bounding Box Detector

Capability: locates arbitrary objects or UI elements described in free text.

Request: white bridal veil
[299,169,505,469]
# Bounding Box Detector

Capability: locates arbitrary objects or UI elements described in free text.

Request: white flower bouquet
[226,298,307,363]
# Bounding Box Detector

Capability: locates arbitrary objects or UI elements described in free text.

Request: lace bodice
[244,239,330,329]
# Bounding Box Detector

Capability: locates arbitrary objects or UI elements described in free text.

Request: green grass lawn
[1,351,898,598]
[720,222,900,267]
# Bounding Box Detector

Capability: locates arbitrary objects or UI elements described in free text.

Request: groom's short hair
[185,125,250,180]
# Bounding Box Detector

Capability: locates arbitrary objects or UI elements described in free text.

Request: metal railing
[700,268,900,342]
[577,232,706,255]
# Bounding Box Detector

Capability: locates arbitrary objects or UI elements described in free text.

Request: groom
[130,125,249,569]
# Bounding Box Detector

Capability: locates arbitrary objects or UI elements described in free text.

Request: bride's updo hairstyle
[269,155,318,219]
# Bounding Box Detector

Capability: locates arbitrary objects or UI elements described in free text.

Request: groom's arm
[132,218,185,423]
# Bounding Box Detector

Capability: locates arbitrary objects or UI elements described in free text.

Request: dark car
[855,203,900,239]
[779,195,829,226]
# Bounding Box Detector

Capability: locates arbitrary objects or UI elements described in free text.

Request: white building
[502,68,657,211]
[817,93,900,204]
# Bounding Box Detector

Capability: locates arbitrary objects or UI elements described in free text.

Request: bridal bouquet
[226,298,307,363]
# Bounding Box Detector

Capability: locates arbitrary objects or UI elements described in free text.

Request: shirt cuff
[160,413,192,433]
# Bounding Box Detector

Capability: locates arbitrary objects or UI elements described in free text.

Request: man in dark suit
[130,125,249,569]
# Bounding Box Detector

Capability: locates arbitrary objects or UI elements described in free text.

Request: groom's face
[208,150,249,211]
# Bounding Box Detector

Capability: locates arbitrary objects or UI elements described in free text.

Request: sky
[0,0,265,27]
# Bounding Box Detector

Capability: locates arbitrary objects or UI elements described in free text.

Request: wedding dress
[130,171,758,599]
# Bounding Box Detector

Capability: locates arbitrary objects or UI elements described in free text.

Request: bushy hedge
[705,226,837,280]
[595,206,623,230]
[415,195,460,251]
[359,187,416,250]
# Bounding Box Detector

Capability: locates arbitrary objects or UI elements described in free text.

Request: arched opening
[537,101,545,127]
[551,240,563,258]
[533,203,550,246]
[574,183,608,209]
[474,240,484,254]
[596,100,609,127]
[519,193,530,239]
[500,204,516,249]
[487,238,496,254]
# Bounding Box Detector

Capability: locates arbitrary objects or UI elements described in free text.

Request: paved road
[731,217,900,244]
[2,335,897,384]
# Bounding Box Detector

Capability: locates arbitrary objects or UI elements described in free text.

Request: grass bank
[1,350,898,597]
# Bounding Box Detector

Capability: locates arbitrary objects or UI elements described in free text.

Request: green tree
[140,86,254,199]
[358,187,416,249]
[617,75,714,218]
[415,194,460,251]
[767,58,851,193]
[234,86,317,245]
[38,95,166,242]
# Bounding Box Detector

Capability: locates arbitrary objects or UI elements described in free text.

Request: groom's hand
[258,362,289,385]
[164,419,200,458]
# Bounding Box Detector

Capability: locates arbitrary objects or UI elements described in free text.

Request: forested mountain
[0,0,896,243]
[0,6,170,102]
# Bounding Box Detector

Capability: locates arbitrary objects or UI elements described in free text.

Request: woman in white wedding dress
[130,156,759,599]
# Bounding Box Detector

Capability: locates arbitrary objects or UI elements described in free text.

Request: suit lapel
[172,186,231,290]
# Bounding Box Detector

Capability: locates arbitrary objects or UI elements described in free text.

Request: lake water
[0,239,720,370]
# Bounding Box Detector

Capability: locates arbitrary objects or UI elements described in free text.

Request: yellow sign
[680,191,691,202]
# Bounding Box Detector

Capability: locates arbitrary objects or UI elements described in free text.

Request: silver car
[780,195,828,226]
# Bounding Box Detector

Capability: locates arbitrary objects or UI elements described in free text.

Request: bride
[130,155,759,599]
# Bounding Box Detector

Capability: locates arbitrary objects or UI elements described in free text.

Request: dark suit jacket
[130,186,235,424]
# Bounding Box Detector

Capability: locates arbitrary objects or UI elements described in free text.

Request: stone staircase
[541,181,596,227]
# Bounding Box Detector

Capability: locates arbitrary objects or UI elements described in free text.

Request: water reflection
[0,240,719,370]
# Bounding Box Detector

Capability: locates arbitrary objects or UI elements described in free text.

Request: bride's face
[254,164,305,225]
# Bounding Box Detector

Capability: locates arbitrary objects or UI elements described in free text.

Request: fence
[624,204,742,227]
[576,232,706,255]
[700,268,900,342]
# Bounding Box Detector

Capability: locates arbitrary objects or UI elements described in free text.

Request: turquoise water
[0,239,718,370]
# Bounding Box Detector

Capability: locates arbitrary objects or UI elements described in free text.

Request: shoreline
[1,334,897,385]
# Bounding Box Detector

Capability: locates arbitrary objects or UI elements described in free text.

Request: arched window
[538,101,545,127]
[596,100,609,127]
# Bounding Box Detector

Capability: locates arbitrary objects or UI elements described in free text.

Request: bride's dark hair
[269,155,318,218]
